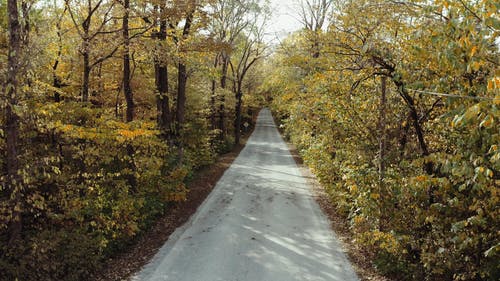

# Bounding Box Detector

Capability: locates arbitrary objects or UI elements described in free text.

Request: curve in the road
[132,108,359,281]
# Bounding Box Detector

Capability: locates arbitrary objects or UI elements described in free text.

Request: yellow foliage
[470,46,478,57]
[353,216,365,225]
[494,96,500,106]
[117,129,148,139]
[471,61,482,71]
[487,80,494,90]
[362,230,400,255]
[415,175,428,182]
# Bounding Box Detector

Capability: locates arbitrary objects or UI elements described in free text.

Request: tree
[0,0,265,278]
[295,0,332,58]
[174,7,195,140]
[208,0,257,138]
[229,23,266,144]
[153,3,172,137]
[122,0,133,122]
[4,0,25,246]
[164,0,201,160]
[65,0,121,102]
[51,5,67,102]
[265,0,499,279]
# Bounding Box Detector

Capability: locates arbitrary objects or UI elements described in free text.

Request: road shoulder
[284,141,391,281]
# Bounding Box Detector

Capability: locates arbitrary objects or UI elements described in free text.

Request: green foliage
[0,100,194,279]
[1,0,264,278]
[7,229,102,281]
[265,0,499,280]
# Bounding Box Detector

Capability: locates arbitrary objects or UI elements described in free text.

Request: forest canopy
[1,0,499,280]
[265,0,499,280]
[1,0,266,279]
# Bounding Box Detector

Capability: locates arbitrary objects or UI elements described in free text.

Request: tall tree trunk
[231,52,259,145]
[218,55,228,139]
[6,0,23,246]
[379,76,387,183]
[312,33,320,58]
[234,85,243,145]
[53,65,62,102]
[176,62,187,136]
[210,79,217,130]
[155,63,170,133]
[210,55,219,130]
[155,11,171,137]
[81,4,91,102]
[175,12,194,132]
[378,76,388,230]
[123,0,133,122]
[176,62,187,162]
[175,11,194,161]
[82,40,91,102]
[53,8,65,102]
[122,0,137,192]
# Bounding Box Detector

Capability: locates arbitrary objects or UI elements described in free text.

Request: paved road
[132,108,359,281]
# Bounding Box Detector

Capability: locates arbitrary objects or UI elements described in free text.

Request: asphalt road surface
[132,108,359,281]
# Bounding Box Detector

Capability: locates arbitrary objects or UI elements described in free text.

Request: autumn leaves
[266,0,499,280]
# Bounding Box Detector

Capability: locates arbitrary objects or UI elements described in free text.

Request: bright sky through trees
[266,0,303,42]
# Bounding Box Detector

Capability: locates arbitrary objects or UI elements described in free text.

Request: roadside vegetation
[2,0,499,280]
[0,0,266,279]
[264,0,499,280]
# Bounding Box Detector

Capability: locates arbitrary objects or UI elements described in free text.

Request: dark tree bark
[82,55,91,102]
[53,67,62,102]
[372,54,436,205]
[399,113,411,156]
[66,0,121,103]
[392,79,430,157]
[79,0,93,102]
[210,55,219,130]
[122,0,137,192]
[5,0,23,246]
[312,40,320,58]
[379,76,387,183]
[210,0,257,140]
[155,63,171,133]
[53,8,66,102]
[175,11,194,137]
[231,46,260,145]
[234,86,243,145]
[154,8,171,137]
[123,0,134,122]
[371,54,431,171]
[176,64,188,134]
[391,75,435,208]
[218,55,229,139]
[82,34,91,102]
[172,9,195,162]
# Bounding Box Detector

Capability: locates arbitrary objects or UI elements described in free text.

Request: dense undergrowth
[265,0,499,280]
[1,0,265,279]
[0,99,258,280]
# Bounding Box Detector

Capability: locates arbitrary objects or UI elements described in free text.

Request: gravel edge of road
[277,124,391,281]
